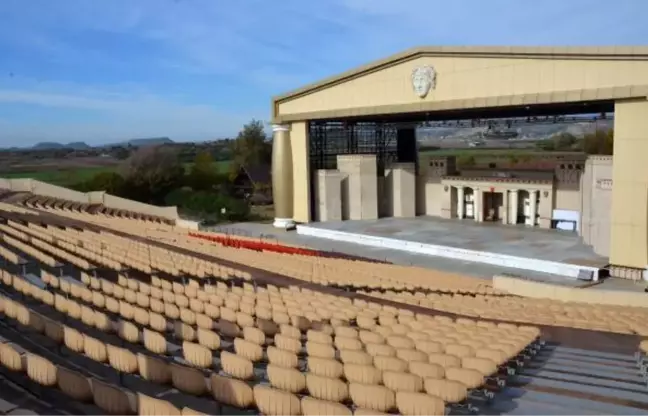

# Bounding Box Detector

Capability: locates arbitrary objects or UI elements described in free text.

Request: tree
[457,155,476,167]
[187,150,222,191]
[120,145,185,204]
[583,129,613,155]
[229,119,271,172]
[78,171,125,194]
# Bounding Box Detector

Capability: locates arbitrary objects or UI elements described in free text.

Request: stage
[295,217,608,280]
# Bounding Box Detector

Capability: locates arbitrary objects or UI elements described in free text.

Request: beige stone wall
[580,156,613,257]
[0,177,178,221]
[337,155,378,220]
[290,121,310,223]
[493,275,648,308]
[554,187,581,211]
[277,54,648,119]
[314,170,343,222]
[611,99,648,269]
[384,163,416,218]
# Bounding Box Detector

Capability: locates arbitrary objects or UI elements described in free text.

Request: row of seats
[0,272,473,415]
[0,262,540,414]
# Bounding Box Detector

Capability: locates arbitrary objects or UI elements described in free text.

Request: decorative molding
[442,176,552,185]
[272,124,290,132]
[411,65,436,98]
[596,179,613,190]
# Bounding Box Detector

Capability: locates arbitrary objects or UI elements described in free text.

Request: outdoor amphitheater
[0,181,647,416]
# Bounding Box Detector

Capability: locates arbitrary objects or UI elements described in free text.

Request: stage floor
[217,217,613,284]
[300,216,609,268]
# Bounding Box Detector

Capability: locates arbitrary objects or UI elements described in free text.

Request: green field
[0,160,234,187]
[0,166,117,186]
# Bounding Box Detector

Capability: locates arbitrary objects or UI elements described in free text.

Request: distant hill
[100,137,174,148]
[32,141,91,150]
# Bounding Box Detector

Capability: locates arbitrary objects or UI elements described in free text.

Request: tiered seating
[0,212,543,415]
[0,267,541,415]
[5,204,648,336]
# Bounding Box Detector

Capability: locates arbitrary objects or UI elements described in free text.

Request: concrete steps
[484,344,648,415]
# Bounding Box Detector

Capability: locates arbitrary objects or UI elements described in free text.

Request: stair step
[546,346,636,362]
[499,387,648,415]
[514,375,648,406]
[527,363,645,384]
[522,368,646,392]
[537,351,638,369]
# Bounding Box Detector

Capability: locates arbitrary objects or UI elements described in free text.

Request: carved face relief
[411,65,436,98]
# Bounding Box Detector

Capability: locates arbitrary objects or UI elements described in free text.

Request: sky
[0,0,646,147]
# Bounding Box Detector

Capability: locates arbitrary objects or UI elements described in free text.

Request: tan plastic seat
[305,374,349,402]
[243,326,266,346]
[107,345,138,374]
[267,364,307,393]
[92,379,134,415]
[382,371,423,392]
[26,354,57,386]
[428,353,461,369]
[220,351,254,380]
[254,385,301,416]
[57,366,93,401]
[170,363,208,395]
[396,349,428,363]
[280,324,302,340]
[359,330,384,345]
[182,341,213,368]
[275,334,302,354]
[335,336,363,351]
[267,346,299,368]
[396,391,445,416]
[424,378,468,403]
[63,326,85,353]
[343,364,382,385]
[234,338,264,362]
[301,396,352,416]
[445,367,484,389]
[408,361,445,379]
[138,353,171,384]
[373,356,408,372]
[138,393,181,416]
[117,320,140,343]
[349,383,395,413]
[217,319,241,338]
[307,357,344,379]
[174,322,196,342]
[143,329,167,355]
[210,374,254,408]
[306,341,336,359]
[83,335,108,363]
[339,350,373,366]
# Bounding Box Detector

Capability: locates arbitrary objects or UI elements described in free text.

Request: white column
[474,188,482,222]
[501,190,509,224]
[510,189,519,225]
[457,186,465,219]
[529,190,538,227]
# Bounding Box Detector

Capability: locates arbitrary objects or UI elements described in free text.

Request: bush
[165,189,250,224]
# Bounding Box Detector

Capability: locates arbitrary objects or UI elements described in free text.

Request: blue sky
[0,0,645,146]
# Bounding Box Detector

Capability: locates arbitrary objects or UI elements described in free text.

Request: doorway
[483,191,503,221]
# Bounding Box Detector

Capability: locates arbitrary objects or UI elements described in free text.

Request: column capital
[272,124,290,132]
[510,189,518,193]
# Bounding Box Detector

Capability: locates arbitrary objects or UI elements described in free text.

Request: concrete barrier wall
[296,225,600,279]
[493,275,648,308]
[0,177,178,221]
[175,218,200,230]
[32,181,88,203]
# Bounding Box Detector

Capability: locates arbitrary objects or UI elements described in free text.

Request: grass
[1,160,234,187]
[0,166,117,186]
[1,150,578,188]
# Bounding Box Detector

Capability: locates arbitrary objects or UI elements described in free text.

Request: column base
[273,217,296,229]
